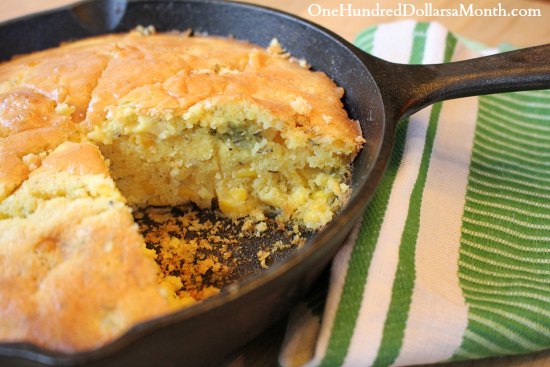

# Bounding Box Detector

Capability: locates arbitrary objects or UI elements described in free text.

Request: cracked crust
[0,141,180,352]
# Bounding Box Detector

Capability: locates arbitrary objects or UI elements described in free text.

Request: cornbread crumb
[241,218,254,232]
[54,102,75,116]
[133,25,156,36]
[257,249,271,269]
[299,59,309,68]
[290,96,313,115]
[267,38,285,55]
[255,221,268,233]
[322,114,333,125]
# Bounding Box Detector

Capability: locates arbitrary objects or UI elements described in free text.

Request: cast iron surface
[0,1,549,366]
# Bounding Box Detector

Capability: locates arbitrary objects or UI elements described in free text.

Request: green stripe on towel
[373,29,457,367]
[319,22,433,367]
[454,90,550,361]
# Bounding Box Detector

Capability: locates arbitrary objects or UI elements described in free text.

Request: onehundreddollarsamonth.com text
[307,3,542,17]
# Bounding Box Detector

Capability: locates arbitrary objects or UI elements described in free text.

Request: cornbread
[0,30,363,351]
[0,141,183,351]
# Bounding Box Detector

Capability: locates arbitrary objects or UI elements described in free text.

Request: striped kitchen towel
[279,20,550,367]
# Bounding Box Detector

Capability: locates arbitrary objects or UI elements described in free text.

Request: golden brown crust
[0,153,28,200]
[0,141,176,351]
[0,31,361,151]
[40,141,109,176]
[0,37,112,123]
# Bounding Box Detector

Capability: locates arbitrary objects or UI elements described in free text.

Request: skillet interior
[0,1,389,365]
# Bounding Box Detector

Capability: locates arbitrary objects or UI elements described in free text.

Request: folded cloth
[279,20,550,367]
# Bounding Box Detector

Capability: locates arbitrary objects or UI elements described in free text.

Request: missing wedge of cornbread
[0,29,364,351]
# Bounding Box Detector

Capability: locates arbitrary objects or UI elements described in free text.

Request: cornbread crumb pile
[134,205,307,298]
[0,29,363,352]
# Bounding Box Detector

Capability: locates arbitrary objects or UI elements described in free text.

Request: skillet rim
[0,0,391,364]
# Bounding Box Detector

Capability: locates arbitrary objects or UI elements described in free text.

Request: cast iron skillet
[0,0,549,366]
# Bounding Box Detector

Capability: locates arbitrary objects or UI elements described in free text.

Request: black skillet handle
[359,44,550,124]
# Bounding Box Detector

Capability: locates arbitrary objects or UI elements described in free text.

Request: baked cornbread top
[0,141,181,351]
[0,31,362,200]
